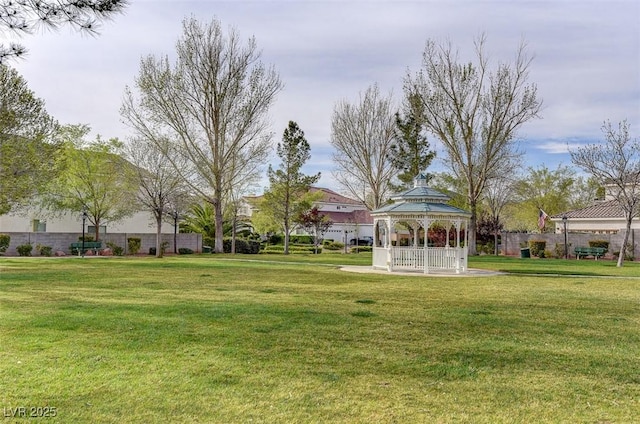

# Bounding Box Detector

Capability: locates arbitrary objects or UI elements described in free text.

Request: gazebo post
[411,222,420,248]
[445,224,450,248]
[387,216,393,272]
[423,217,430,274]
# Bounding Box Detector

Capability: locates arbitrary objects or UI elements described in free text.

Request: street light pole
[81,205,88,258]
[562,215,568,259]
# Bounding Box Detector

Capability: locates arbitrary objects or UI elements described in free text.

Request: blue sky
[9,0,640,193]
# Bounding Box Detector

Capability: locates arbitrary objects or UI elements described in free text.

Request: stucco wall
[0,232,202,256]
[0,211,173,233]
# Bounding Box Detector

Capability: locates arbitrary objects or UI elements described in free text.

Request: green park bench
[70,241,103,256]
[574,246,607,260]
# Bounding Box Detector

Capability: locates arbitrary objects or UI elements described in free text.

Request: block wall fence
[501,230,638,259]
[0,232,202,256]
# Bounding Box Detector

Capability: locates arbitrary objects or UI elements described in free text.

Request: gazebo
[371,175,471,274]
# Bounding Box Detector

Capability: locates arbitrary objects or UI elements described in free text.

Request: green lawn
[1,255,638,423]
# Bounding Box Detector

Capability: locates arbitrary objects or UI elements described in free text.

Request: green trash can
[203,245,212,253]
[520,248,530,258]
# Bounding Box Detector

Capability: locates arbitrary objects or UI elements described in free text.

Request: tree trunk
[231,214,237,254]
[494,231,499,256]
[468,201,478,256]
[173,214,178,254]
[94,219,100,241]
[214,200,224,253]
[617,217,633,267]
[156,213,163,258]
[284,219,290,255]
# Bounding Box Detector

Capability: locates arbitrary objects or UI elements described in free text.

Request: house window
[32,219,46,232]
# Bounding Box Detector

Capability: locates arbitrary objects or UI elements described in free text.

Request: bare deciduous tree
[1,0,128,63]
[330,84,396,210]
[121,17,282,253]
[405,35,542,254]
[570,120,640,267]
[123,138,187,257]
[483,176,515,255]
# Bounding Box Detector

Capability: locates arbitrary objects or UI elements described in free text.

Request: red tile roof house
[307,188,373,244]
[244,187,373,244]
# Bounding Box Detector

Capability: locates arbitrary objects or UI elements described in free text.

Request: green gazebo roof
[371,174,470,217]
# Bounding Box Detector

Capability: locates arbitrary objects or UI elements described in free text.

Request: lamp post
[562,215,568,259]
[81,206,88,258]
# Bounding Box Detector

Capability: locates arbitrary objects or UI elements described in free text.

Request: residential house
[244,187,373,243]
[549,184,640,234]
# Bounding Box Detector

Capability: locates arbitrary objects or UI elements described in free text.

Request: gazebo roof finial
[414,173,428,187]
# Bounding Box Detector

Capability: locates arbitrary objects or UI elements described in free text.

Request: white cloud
[7,0,639,192]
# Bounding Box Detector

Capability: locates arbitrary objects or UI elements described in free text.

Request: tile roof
[550,200,625,219]
[309,187,363,205]
[247,187,364,206]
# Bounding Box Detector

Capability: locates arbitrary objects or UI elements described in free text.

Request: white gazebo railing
[373,246,467,274]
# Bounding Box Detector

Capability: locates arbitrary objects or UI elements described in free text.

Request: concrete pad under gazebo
[370,175,471,274]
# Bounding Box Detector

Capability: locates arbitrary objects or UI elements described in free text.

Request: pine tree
[261,121,320,254]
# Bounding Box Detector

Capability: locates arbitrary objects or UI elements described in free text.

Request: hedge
[350,246,372,253]
[262,245,322,254]
[323,241,345,251]
[528,240,546,257]
[588,240,609,250]
[222,238,261,254]
[127,237,142,255]
[289,235,314,245]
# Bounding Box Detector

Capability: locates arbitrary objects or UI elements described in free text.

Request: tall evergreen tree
[260,121,320,254]
[387,94,436,189]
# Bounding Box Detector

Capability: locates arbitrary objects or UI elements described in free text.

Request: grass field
[1,254,639,423]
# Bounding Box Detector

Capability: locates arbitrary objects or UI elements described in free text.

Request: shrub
[17,244,33,256]
[268,234,283,245]
[589,240,609,250]
[289,235,313,245]
[541,249,554,259]
[222,238,260,254]
[350,246,372,253]
[613,248,634,261]
[554,243,571,258]
[0,234,9,253]
[178,248,194,255]
[36,244,53,257]
[106,242,124,256]
[78,235,94,242]
[149,242,170,256]
[528,240,546,257]
[127,237,141,255]
[323,241,345,251]
[203,236,215,250]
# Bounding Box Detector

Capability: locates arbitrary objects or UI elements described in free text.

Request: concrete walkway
[340,265,505,277]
